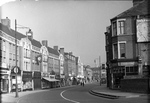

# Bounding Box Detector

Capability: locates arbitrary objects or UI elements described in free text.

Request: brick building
[105,0,150,92]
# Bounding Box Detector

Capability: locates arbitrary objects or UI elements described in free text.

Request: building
[76,56,84,79]
[91,67,100,82]
[0,18,61,92]
[64,52,77,85]
[59,47,65,86]
[105,25,113,87]
[105,0,150,92]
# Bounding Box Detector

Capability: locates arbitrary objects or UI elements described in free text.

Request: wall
[121,78,150,93]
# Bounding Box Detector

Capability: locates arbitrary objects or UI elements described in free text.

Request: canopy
[42,77,60,82]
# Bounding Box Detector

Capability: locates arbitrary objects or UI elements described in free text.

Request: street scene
[0,0,150,103]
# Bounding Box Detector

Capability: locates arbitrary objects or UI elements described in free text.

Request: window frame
[112,21,117,36]
[118,41,126,59]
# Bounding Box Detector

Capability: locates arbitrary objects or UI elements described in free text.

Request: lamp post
[14,19,32,97]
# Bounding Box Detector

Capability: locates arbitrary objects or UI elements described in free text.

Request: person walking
[82,79,84,87]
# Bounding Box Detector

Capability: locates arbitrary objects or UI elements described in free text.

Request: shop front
[42,72,50,89]
[0,67,10,93]
[33,71,41,90]
[22,71,33,91]
[111,61,138,89]
[42,73,60,89]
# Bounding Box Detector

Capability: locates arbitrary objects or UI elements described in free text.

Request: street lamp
[15,19,32,97]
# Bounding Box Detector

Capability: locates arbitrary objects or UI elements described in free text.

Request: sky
[0,0,133,67]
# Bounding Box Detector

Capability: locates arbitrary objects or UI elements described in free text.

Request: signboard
[49,75,55,79]
[136,18,150,42]
[11,66,21,75]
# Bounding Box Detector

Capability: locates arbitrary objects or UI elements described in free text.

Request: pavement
[1,83,149,103]
[89,84,148,99]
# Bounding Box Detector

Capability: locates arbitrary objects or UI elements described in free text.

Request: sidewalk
[89,84,148,99]
[1,89,47,103]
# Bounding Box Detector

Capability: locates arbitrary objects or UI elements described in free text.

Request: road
[17,83,149,103]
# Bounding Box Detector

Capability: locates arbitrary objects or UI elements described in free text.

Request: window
[118,21,125,35]
[112,21,117,36]
[119,43,126,58]
[3,40,6,51]
[113,43,118,59]
[126,66,138,75]
[126,67,129,72]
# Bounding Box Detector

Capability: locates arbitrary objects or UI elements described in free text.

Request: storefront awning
[42,77,60,82]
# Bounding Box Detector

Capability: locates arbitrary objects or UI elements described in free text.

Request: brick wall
[120,78,150,93]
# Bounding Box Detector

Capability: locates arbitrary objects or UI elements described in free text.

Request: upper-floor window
[113,41,126,59]
[118,20,125,35]
[113,43,118,59]
[112,21,117,36]
[119,42,126,58]
[3,40,6,51]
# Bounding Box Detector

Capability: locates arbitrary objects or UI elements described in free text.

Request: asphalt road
[17,83,149,103]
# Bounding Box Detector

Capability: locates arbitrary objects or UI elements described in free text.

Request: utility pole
[99,56,101,86]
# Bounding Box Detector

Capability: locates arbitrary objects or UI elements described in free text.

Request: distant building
[64,52,77,78]
[91,67,100,81]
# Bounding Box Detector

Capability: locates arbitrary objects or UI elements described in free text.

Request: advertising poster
[136,18,150,42]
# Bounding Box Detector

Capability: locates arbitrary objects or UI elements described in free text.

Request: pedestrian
[82,79,84,87]
[82,81,84,87]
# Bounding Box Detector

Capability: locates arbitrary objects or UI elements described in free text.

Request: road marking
[60,90,80,103]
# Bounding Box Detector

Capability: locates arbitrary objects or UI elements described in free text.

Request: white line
[60,90,80,103]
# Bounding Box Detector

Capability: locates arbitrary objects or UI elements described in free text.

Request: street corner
[89,89,120,99]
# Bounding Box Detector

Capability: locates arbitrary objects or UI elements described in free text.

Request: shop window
[130,67,134,72]
[134,66,138,73]
[126,67,129,72]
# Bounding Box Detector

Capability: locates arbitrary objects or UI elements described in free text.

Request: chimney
[69,52,73,55]
[59,48,64,55]
[42,40,48,47]
[1,17,11,28]
[53,46,58,51]
[132,0,143,6]
[26,29,33,40]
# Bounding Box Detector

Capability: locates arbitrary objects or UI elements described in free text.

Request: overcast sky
[0,0,133,67]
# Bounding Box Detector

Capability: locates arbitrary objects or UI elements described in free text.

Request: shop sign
[0,69,9,74]
[23,71,32,78]
[1,75,8,79]
[119,62,136,66]
[33,71,41,78]
[49,75,55,79]
[0,63,7,68]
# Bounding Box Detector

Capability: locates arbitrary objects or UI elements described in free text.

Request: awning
[42,77,60,82]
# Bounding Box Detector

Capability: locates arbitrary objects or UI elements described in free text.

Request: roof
[0,23,42,48]
[47,46,59,56]
[111,0,150,20]
[0,23,26,40]
[28,38,42,48]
